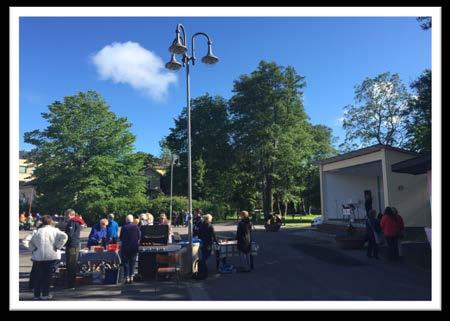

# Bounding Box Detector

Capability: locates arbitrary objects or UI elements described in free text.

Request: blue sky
[19,17,431,156]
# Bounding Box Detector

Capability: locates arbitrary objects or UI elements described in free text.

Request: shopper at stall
[106,213,119,244]
[87,218,109,248]
[158,213,169,225]
[380,206,404,261]
[148,213,155,225]
[64,209,82,289]
[28,215,68,300]
[120,214,141,284]
[139,213,150,226]
[236,210,253,272]
[75,213,87,227]
[198,214,217,277]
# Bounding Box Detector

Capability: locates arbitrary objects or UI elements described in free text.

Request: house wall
[384,150,431,227]
[322,172,384,221]
[19,158,35,182]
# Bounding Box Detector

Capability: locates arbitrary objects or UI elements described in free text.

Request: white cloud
[91,41,177,101]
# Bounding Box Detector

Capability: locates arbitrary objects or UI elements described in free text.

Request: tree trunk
[263,174,273,220]
[284,201,288,225]
[302,202,307,215]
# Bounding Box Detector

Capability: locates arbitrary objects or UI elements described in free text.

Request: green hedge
[80,195,234,225]
[147,196,232,221]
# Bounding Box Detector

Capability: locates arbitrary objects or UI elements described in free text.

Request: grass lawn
[281,214,321,228]
[214,213,321,228]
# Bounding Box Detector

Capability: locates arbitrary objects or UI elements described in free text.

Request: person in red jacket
[380,206,404,261]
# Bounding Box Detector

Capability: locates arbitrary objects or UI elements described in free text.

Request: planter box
[335,235,366,249]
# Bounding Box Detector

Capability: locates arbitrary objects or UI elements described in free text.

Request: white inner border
[10,6,441,311]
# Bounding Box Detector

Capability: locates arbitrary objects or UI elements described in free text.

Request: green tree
[417,17,431,30]
[193,157,206,200]
[229,61,311,219]
[24,91,148,223]
[164,94,233,204]
[300,125,336,213]
[403,69,431,153]
[340,72,410,151]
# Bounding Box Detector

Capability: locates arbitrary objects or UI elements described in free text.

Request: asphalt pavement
[18,223,431,301]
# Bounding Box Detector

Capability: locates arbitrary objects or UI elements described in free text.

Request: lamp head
[169,33,187,55]
[165,54,182,71]
[201,42,219,65]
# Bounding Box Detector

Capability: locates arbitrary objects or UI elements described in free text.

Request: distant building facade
[144,166,166,198]
[19,151,36,212]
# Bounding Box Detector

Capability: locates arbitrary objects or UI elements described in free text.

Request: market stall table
[213,240,259,270]
[138,244,183,281]
[59,249,122,284]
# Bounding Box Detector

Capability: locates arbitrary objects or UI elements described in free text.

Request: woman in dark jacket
[236,210,253,271]
[198,214,217,276]
[366,209,381,259]
[119,215,141,284]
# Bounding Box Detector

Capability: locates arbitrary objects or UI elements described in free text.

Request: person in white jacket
[28,215,68,300]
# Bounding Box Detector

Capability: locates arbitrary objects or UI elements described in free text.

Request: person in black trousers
[366,209,381,259]
[64,209,82,289]
[28,215,68,300]
[236,210,253,272]
[120,215,141,284]
[198,214,217,277]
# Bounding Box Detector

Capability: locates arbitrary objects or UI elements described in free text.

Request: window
[19,166,27,173]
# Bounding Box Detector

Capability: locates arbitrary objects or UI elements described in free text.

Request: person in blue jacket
[106,213,119,244]
[87,218,108,248]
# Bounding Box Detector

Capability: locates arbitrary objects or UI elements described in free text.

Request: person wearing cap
[106,213,119,244]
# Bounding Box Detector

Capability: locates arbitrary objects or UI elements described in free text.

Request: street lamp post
[169,153,179,226]
[165,24,218,274]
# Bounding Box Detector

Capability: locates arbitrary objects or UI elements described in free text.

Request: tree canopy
[340,72,410,151]
[404,69,431,153]
[24,91,149,223]
[164,61,336,218]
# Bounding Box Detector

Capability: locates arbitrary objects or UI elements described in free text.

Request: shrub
[145,195,230,221]
[81,195,151,226]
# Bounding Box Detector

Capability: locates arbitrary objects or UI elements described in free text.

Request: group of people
[22,209,97,300]
[22,206,256,299]
[19,212,41,230]
[193,209,254,277]
[365,206,404,261]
